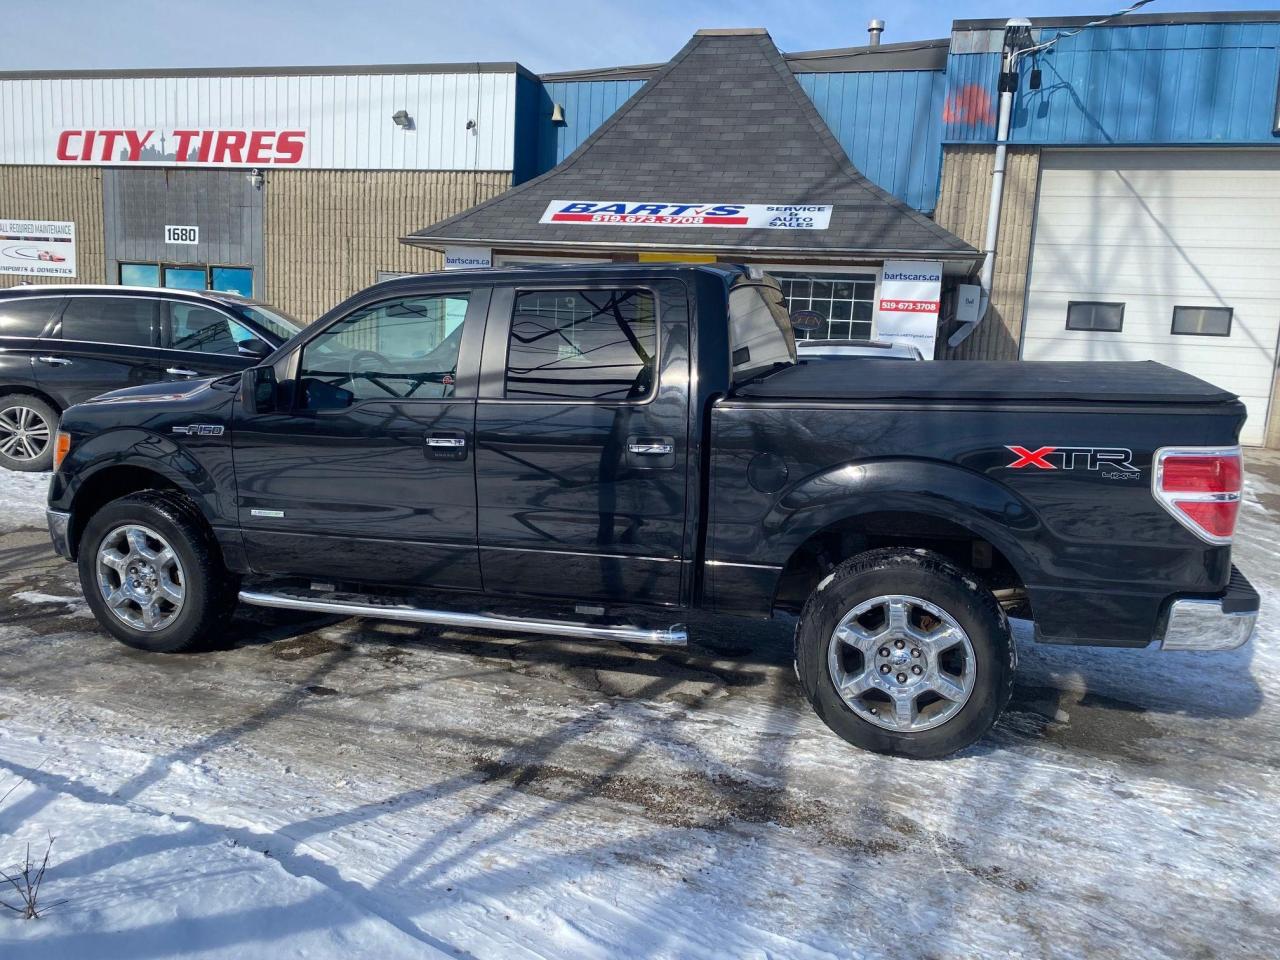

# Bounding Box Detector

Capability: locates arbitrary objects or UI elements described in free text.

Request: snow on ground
[0,470,49,529]
[1,458,1279,958]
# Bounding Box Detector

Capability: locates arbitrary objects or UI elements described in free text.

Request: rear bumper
[46,508,72,560]
[1158,566,1258,651]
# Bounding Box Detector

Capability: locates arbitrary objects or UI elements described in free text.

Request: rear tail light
[1153,446,1242,544]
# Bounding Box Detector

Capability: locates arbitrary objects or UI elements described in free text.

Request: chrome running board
[238,589,688,646]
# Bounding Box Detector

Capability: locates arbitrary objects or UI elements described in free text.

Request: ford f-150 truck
[45,263,1259,758]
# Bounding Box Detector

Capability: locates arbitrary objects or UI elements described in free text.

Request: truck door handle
[628,441,674,456]
[425,431,468,461]
[165,367,200,377]
[37,356,72,366]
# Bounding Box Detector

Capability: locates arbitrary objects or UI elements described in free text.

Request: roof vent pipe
[867,19,884,45]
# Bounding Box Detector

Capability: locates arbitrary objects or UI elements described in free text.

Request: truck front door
[233,287,486,591]
[474,280,692,606]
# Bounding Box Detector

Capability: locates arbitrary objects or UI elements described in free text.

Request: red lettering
[212,130,247,164]
[97,130,122,162]
[196,131,214,163]
[172,130,198,162]
[56,130,80,161]
[275,130,305,164]
[80,130,96,161]
[1006,446,1057,470]
[123,129,152,162]
[245,130,275,164]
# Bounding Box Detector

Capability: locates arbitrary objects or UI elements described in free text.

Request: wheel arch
[0,385,63,414]
[65,459,199,560]
[767,459,1041,617]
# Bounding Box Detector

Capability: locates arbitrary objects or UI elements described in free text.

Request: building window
[1065,301,1124,332]
[120,262,254,296]
[772,273,876,340]
[1171,306,1232,337]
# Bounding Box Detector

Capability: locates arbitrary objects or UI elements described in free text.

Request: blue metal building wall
[797,71,946,213]
[945,21,1280,144]
[528,80,646,178]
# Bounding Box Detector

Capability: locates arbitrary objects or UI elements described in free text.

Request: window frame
[1170,305,1233,338]
[291,290,476,410]
[494,284,663,406]
[1065,300,1126,333]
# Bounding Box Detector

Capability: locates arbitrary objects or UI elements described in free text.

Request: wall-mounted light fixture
[550,102,566,125]
[391,109,415,130]
[465,119,477,136]
[247,168,264,189]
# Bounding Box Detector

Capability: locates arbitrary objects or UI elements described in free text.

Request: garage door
[1022,149,1280,446]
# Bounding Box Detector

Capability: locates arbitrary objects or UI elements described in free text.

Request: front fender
[763,458,1044,579]
[49,427,232,539]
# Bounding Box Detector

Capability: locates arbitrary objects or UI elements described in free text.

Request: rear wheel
[0,395,58,472]
[795,548,1014,759]
[78,491,240,652]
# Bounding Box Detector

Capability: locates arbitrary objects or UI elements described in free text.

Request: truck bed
[732,359,1237,405]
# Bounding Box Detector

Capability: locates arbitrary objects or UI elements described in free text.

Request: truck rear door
[474,279,692,605]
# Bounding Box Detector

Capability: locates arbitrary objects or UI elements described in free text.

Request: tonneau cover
[732,359,1237,405]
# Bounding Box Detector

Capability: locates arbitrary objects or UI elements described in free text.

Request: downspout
[949,18,1031,349]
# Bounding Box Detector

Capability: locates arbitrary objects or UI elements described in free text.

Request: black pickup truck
[45,264,1259,757]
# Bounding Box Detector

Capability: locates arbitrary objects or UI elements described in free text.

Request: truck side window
[297,294,469,404]
[504,288,656,402]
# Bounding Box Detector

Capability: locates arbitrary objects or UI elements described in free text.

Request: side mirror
[238,339,272,360]
[242,365,278,415]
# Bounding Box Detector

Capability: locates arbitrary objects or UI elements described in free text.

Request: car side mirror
[242,365,278,415]
[238,339,271,360]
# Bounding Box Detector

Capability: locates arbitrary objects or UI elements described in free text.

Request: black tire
[78,490,240,653]
[795,547,1014,759]
[0,394,59,472]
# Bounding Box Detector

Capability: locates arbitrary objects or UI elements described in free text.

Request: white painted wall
[0,70,517,171]
[1022,149,1280,446]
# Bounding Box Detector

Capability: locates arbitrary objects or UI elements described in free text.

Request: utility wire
[1013,0,1160,63]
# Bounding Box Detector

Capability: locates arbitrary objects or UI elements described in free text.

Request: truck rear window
[505,289,657,402]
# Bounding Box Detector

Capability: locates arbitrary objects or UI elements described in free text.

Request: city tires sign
[0,219,76,278]
[540,201,832,230]
[53,129,306,166]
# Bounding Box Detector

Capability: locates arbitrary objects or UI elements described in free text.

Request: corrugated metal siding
[933,144,1040,359]
[102,169,263,287]
[0,72,518,170]
[534,80,645,173]
[0,165,105,287]
[797,71,946,213]
[947,21,1280,144]
[263,169,510,321]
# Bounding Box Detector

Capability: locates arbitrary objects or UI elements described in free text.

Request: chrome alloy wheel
[0,404,52,462]
[96,525,186,632]
[827,594,977,732]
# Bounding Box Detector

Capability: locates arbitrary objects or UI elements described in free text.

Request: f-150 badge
[172,424,224,436]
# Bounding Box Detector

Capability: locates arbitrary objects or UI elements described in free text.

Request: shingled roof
[403,28,978,264]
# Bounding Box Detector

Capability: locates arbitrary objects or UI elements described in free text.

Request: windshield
[727,273,797,383]
[233,303,303,342]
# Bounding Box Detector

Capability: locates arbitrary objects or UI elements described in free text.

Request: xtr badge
[1005,445,1139,479]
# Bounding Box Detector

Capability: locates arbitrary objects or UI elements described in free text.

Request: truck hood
[733,359,1238,405]
[82,376,223,406]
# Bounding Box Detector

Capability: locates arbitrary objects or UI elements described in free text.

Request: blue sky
[6,1,1279,72]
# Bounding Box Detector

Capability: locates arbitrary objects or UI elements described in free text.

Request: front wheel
[795,548,1014,759]
[78,491,240,652]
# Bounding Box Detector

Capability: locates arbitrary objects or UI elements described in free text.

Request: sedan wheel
[0,402,53,464]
